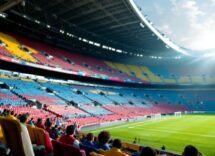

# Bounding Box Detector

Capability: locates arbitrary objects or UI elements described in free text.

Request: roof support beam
[78,9,129,26]
[57,0,95,17]
[83,16,136,33]
[64,1,122,21]
[42,0,65,10]
[0,0,22,12]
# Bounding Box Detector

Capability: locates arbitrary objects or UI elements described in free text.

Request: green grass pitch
[89,115,215,156]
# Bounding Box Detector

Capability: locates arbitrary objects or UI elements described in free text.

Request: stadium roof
[0,0,188,59]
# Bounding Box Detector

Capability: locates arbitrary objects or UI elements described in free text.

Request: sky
[135,0,215,52]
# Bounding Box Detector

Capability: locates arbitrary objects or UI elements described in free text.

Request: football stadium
[0,0,214,156]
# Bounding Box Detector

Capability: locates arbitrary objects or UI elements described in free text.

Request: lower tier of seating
[0,106,55,122]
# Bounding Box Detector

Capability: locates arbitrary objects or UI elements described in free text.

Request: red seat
[33,127,53,153]
[52,140,86,156]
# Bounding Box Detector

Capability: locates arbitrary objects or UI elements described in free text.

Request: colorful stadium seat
[52,140,86,156]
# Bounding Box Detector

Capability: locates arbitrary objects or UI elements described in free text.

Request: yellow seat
[178,76,190,84]
[114,63,132,76]
[105,61,163,83]
[127,65,149,81]
[0,126,4,143]
[123,142,140,151]
[140,66,162,83]
[33,127,46,145]
[105,61,133,76]
[0,117,33,156]
[26,124,37,144]
[104,61,118,70]
[0,32,37,63]
[206,77,215,83]
[191,76,204,83]
[30,126,53,153]
[164,78,176,84]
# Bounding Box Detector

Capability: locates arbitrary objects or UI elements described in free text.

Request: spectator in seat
[6,111,16,120]
[28,118,35,126]
[83,133,95,147]
[44,118,52,133]
[20,114,46,156]
[140,147,157,156]
[58,125,80,149]
[55,116,62,127]
[19,114,35,156]
[49,125,59,140]
[36,118,45,129]
[99,139,129,156]
[94,131,111,150]
[0,142,8,156]
[132,146,143,156]
[19,114,28,124]
[81,133,98,155]
[182,145,203,156]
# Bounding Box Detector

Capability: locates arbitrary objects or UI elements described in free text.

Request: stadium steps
[9,89,31,105]
[105,61,136,79]
[138,66,162,83]
[114,63,133,76]
[102,94,120,105]
[104,61,122,73]
[127,65,149,81]
[78,94,111,116]
[42,106,61,117]
[36,81,92,116]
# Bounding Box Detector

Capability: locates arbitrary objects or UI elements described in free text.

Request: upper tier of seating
[1,32,215,84]
[0,32,37,62]
[106,61,215,84]
[7,35,139,81]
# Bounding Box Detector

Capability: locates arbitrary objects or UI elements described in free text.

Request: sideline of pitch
[91,116,176,132]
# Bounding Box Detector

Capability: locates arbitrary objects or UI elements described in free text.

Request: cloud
[135,0,215,51]
[158,24,173,35]
[170,0,215,50]
[153,2,164,15]
[211,0,215,6]
[181,0,205,29]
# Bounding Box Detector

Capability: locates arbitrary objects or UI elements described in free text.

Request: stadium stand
[0,46,12,57]
[0,32,37,63]
[0,108,200,156]
[0,71,191,126]
[0,0,211,155]
[1,70,214,120]
[1,32,215,85]
[0,105,55,121]
[0,88,26,106]
[6,33,140,82]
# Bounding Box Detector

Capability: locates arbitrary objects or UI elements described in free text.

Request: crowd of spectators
[0,109,203,156]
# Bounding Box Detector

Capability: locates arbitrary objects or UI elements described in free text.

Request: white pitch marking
[91,117,174,132]
[131,127,215,138]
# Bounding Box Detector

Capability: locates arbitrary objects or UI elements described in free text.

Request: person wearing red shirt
[58,125,80,149]
[35,118,45,129]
